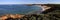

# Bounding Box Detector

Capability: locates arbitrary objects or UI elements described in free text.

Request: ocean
[0,4,42,15]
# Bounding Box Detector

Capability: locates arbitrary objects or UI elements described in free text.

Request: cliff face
[0,14,24,20]
[0,14,60,20]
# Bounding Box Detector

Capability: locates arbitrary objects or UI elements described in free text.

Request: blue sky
[0,0,60,4]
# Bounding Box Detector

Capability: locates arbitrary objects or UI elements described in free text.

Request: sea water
[0,4,42,15]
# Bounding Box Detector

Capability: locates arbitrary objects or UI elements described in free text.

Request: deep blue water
[0,5,42,15]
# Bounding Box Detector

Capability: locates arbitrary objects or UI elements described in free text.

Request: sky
[0,0,60,4]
